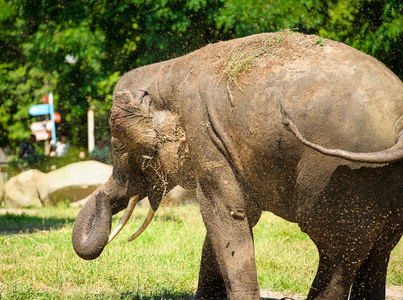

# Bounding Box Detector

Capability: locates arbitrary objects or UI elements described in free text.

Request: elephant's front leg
[195,234,227,300]
[196,165,260,300]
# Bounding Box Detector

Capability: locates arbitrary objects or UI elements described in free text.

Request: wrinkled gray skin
[72,32,403,299]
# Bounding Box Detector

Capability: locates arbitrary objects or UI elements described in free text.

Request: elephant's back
[193,31,400,88]
[192,31,402,113]
[198,31,402,153]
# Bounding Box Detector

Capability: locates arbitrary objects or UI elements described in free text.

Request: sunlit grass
[254,213,317,294]
[0,204,401,299]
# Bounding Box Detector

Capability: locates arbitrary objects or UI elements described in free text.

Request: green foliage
[318,0,403,79]
[0,0,229,150]
[217,0,402,81]
[7,146,89,178]
[0,0,402,151]
[219,0,329,37]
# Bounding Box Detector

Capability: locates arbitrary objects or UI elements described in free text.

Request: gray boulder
[4,169,44,207]
[4,160,112,208]
[0,171,4,205]
[38,160,112,205]
[3,160,195,208]
[0,147,7,205]
[160,185,196,207]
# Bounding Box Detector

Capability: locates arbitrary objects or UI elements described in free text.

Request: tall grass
[0,204,402,299]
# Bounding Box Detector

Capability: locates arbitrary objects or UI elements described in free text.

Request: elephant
[72,31,403,300]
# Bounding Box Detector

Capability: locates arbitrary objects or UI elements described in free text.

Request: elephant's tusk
[127,206,156,242]
[107,195,139,245]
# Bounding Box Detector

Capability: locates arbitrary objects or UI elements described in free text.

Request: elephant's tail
[281,109,403,164]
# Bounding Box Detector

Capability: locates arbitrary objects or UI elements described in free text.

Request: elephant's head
[72,89,194,260]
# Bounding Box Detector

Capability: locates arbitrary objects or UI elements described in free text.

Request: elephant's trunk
[72,190,112,260]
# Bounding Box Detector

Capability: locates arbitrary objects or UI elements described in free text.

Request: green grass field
[0,203,402,299]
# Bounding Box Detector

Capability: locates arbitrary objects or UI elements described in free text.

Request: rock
[0,148,7,205]
[4,169,44,208]
[70,195,90,208]
[160,185,196,207]
[4,160,112,208]
[72,186,196,208]
[0,171,4,206]
[3,161,192,208]
[38,160,112,206]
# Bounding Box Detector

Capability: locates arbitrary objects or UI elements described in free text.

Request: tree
[0,0,229,150]
[215,0,327,37]
[0,0,401,152]
[318,0,403,80]
[216,0,403,79]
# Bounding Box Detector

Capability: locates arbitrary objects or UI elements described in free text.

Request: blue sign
[29,104,51,116]
[49,93,56,146]
[29,92,57,146]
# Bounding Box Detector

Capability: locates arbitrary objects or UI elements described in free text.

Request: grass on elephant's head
[225,33,284,84]
[0,204,402,299]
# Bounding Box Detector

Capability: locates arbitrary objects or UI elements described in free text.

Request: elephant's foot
[195,287,227,300]
[195,289,260,300]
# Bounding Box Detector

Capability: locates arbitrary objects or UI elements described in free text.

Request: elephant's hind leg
[350,221,403,300]
[307,241,371,300]
[297,162,398,300]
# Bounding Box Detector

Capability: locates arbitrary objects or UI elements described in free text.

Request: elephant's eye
[112,138,127,153]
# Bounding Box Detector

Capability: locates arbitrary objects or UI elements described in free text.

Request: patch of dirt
[260,290,306,300]
[260,286,403,300]
[386,286,403,300]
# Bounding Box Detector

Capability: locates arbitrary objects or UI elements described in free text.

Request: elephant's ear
[111,89,152,117]
[109,89,157,152]
[130,89,153,116]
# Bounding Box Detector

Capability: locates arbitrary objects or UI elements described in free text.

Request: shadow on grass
[120,291,195,300]
[119,291,294,300]
[0,213,74,235]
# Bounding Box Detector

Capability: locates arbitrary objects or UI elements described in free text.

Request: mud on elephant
[72,32,403,300]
